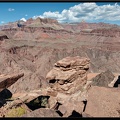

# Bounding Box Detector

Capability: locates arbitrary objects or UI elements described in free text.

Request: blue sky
[0,2,120,25]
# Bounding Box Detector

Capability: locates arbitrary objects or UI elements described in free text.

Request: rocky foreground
[0,56,119,117]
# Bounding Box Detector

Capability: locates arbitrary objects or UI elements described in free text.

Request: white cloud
[20,18,26,22]
[25,14,28,16]
[32,2,120,23]
[8,8,15,12]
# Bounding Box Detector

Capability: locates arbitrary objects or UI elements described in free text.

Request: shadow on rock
[68,110,82,117]
[26,96,50,111]
[114,76,120,87]
[0,88,12,108]
[0,88,12,99]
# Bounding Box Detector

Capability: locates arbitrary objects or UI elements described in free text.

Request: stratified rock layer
[46,56,91,117]
[46,56,90,95]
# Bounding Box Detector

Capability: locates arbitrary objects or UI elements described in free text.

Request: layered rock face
[46,56,91,117]
[46,56,90,95]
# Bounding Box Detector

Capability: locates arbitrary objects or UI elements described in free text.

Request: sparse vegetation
[6,107,26,117]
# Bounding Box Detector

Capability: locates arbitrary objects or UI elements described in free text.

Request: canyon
[0,17,120,117]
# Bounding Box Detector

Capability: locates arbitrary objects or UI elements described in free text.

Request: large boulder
[0,73,24,92]
[85,86,120,117]
[46,56,90,95]
[58,99,85,117]
[46,56,91,117]
[91,70,115,87]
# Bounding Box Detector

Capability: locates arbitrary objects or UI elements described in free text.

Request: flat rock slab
[85,86,120,117]
[0,73,24,92]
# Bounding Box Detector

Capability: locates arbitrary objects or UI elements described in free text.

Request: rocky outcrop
[0,73,24,92]
[2,56,90,117]
[3,88,49,110]
[1,56,120,117]
[91,70,115,87]
[0,56,91,117]
[0,103,31,117]
[46,56,90,95]
[0,88,49,117]
[46,56,91,117]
